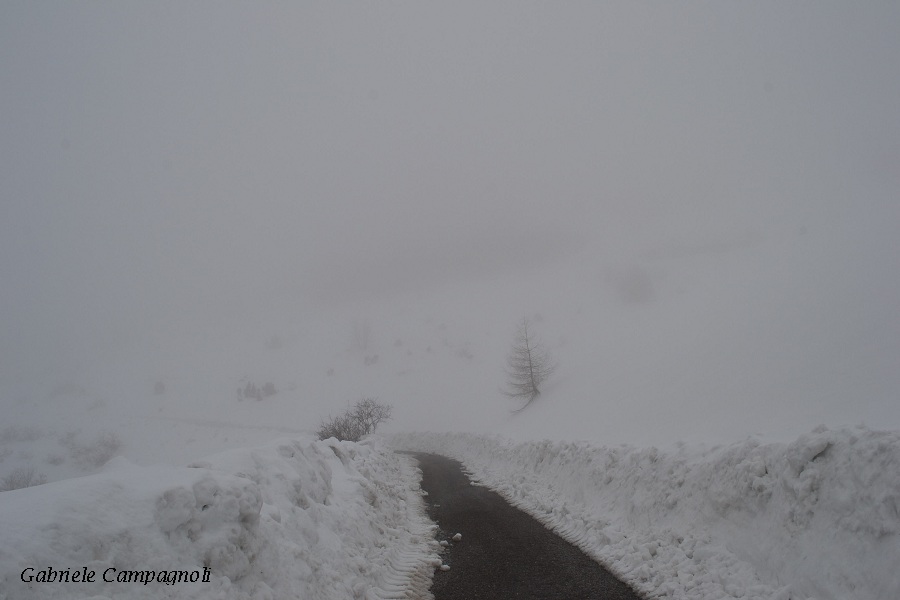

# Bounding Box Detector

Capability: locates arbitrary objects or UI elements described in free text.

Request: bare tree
[504,317,556,411]
[317,397,393,442]
[352,397,392,433]
[0,467,47,492]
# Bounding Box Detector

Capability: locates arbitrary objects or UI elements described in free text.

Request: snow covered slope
[0,435,439,600]
[393,426,900,600]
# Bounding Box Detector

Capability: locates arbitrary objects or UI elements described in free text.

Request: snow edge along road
[391,427,900,600]
[366,450,442,600]
[0,436,442,600]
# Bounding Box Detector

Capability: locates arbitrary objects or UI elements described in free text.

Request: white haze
[1,2,899,454]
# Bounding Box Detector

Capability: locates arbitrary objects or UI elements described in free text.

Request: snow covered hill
[393,426,900,600]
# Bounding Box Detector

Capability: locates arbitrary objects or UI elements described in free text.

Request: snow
[1,4,899,599]
[1,368,898,600]
[1,301,897,600]
[392,426,900,600]
[0,136,896,600]
[0,435,439,600]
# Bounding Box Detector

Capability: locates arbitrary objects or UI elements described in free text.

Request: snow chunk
[0,437,440,600]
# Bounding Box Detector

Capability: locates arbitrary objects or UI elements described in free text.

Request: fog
[2,2,899,451]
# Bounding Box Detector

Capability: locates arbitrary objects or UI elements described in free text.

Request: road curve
[413,452,644,600]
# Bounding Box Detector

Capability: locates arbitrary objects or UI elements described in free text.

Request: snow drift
[0,436,439,600]
[393,426,900,600]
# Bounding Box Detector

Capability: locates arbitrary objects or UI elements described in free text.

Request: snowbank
[393,426,900,600]
[0,435,439,600]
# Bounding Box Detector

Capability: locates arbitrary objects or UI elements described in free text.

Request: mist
[2,2,899,451]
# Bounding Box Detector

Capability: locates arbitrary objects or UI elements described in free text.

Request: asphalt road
[413,452,644,600]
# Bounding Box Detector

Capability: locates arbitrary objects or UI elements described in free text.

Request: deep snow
[2,3,900,599]
[0,142,896,600]
[3,426,896,599]
[392,427,900,600]
[1,274,898,599]
[0,435,439,600]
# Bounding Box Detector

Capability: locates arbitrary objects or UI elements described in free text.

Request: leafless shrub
[352,398,393,434]
[1,467,47,492]
[317,398,392,442]
[317,412,361,443]
[238,380,277,401]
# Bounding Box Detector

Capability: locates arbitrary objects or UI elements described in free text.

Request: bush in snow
[238,381,277,401]
[0,466,47,491]
[317,398,392,442]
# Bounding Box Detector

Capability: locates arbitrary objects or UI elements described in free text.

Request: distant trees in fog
[237,381,277,401]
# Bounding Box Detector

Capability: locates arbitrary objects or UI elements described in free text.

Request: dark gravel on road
[412,452,644,600]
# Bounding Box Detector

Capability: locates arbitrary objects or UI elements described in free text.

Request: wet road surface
[412,452,644,600]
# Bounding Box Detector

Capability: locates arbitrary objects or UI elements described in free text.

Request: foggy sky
[2,2,899,420]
